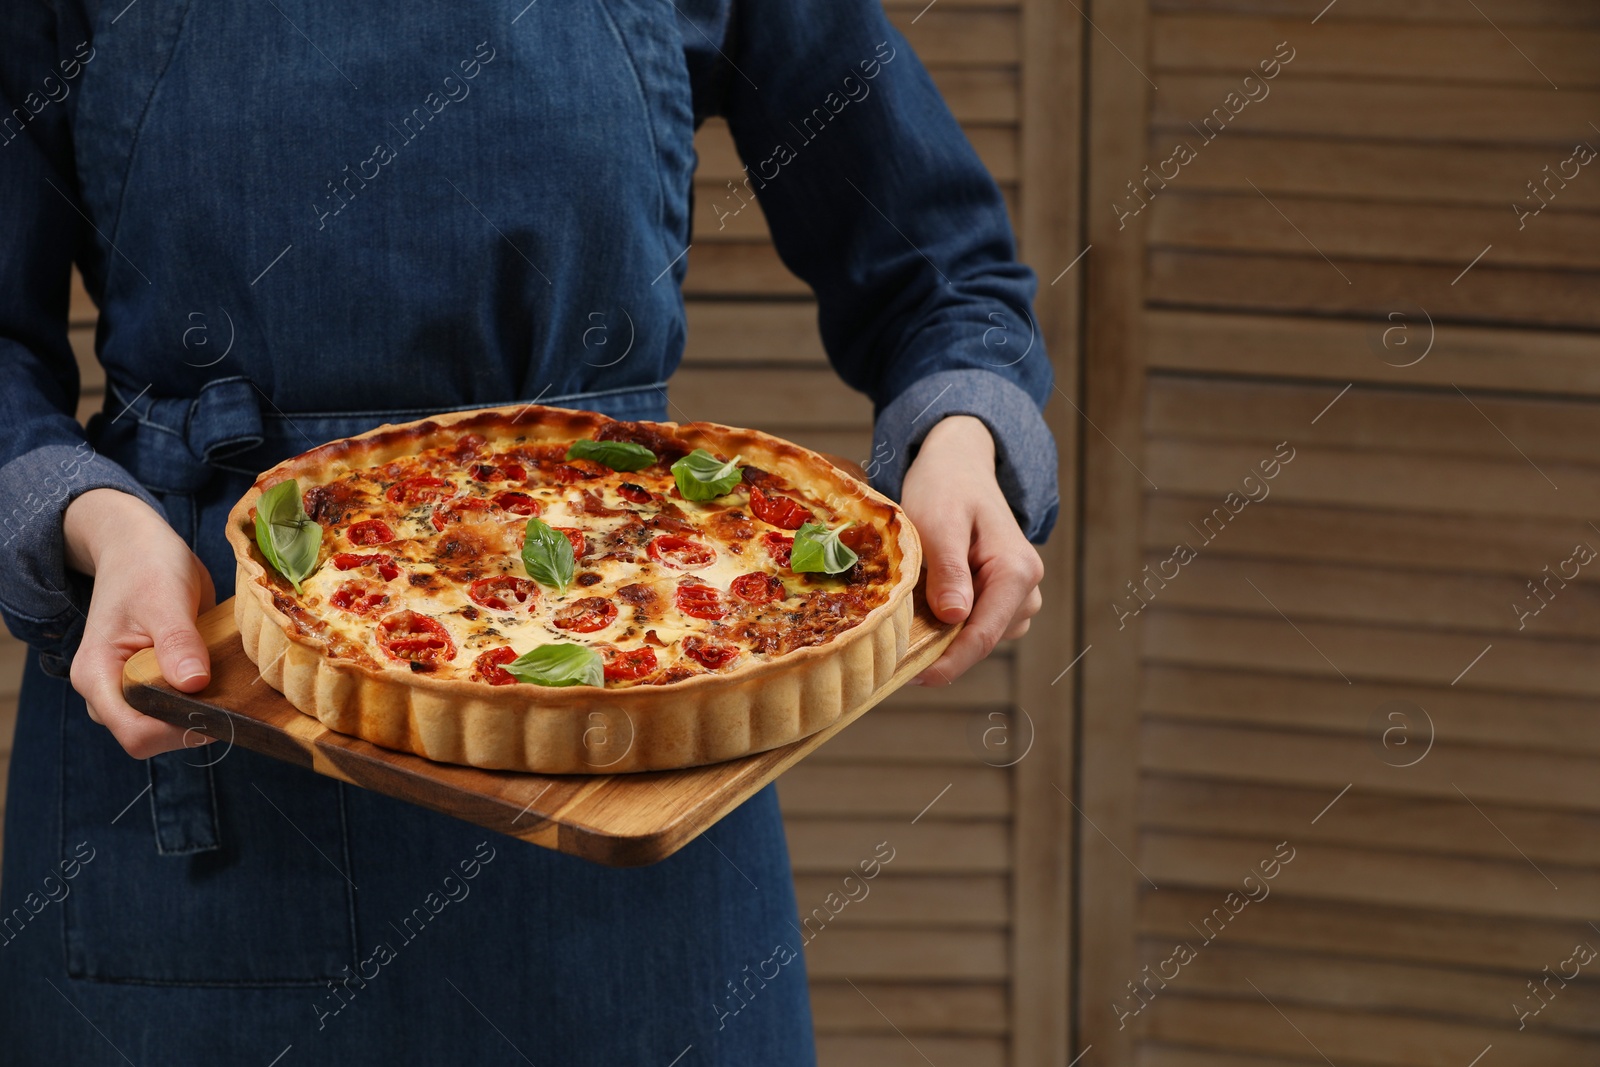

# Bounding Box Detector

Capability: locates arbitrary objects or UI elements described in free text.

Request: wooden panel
[887,9,1019,66]
[1134,942,1600,1033]
[1147,250,1600,330]
[814,1035,1007,1067]
[1148,193,1600,270]
[670,367,873,427]
[1151,0,1600,24]
[1141,666,1600,757]
[1141,886,1587,973]
[1151,77,1600,145]
[791,875,1010,927]
[805,928,1010,981]
[786,818,1011,874]
[811,981,1009,1034]
[1153,16,1600,87]
[1144,311,1600,398]
[1146,134,1600,210]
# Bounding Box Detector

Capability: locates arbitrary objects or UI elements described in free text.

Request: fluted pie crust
[225,404,920,774]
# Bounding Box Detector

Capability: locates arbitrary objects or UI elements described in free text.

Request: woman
[0,0,1055,1061]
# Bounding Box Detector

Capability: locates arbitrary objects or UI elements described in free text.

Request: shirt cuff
[0,443,164,677]
[867,369,1060,544]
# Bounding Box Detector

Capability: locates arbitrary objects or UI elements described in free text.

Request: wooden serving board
[123,587,957,867]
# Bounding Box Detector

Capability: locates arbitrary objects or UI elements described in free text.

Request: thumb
[920,511,976,624]
[146,604,212,693]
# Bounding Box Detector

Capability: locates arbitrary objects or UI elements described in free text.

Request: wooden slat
[786,818,1011,873]
[670,367,873,427]
[1141,665,1600,757]
[1147,250,1600,331]
[1150,0,1600,25]
[1077,0,1154,1063]
[1138,887,1592,973]
[1142,997,1590,1066]
[803,928,1010,980]
[810,981,1009,1034]
[1135,553,1600,640]
[811,706,1016,765]
[1141,719,1600,811]
[1144,310,1600,398]
[888,9,1020,65]
[1134,941,1600,1034]
[790,875,1009,927]
[1142,494,1600,580]
[1153,16,1600,87]
[1144,376,1600,465]
[1147,192,1600,271]
[1144,610,1600,700]
[1142,831,1595,922]
[1146,133,1600,210]
[1144,439,1596,522]
[814,1035,1007,1067]
[1141,776,1600,866]
[780,764,1010,818]
[1151,76,1600,145]
[683,302,825,365]
[681,242,809,296]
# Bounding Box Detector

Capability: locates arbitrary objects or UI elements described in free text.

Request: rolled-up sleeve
[0,0,164,676]
[695,0,1059,543]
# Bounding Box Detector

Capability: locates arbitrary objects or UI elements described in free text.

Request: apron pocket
[60,677,358,986]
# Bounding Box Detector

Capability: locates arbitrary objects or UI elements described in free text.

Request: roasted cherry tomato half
[332,552,400,582]
[761,531,794,568]
[471,462,526,482]
[682,634,739,670]
[329,580,390,615]
[431,495,496,531]
[748,485,811,530]
[491,491,541,516]
[553,526,589,559]
[468,575,538,611]
[648,534,716,570]
[385,475,451,505]
[730,572,785,605]
[551,596,617,633]
[599,644,659,682]
[617,482,652,505]
[471,646,519,686]
[674,580,727,621]
[347,519,397,546]
[376,610,456,666]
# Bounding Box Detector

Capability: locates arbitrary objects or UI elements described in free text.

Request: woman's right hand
[62,487,218,759]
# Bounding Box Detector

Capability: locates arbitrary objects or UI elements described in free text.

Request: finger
[145,597,212,694]
[917,553,1038,685]
[70,630,193,759]
[919,507,978,624]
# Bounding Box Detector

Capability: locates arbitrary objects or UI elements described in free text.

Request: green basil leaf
[504,642,604,687]
[790,521,859,575]
[670,448,744,501]
[565,438,656,472]
[253,479,322,594]
[522,517,575,594]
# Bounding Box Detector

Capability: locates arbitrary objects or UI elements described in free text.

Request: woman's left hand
[898,415,1045,685]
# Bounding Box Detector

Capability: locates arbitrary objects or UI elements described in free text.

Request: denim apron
[0,378,816,1065]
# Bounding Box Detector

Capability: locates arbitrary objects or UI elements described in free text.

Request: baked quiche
[225,404,920,773]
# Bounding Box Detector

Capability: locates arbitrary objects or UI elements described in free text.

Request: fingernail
[176,657,207,685]
[938,594,967,615]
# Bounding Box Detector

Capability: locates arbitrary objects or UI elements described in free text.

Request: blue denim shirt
[0,0,1058,675]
